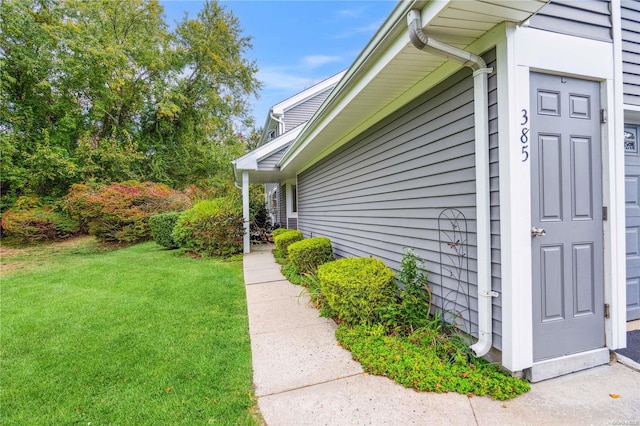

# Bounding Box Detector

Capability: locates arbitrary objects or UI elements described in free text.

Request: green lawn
[0,238,259,425]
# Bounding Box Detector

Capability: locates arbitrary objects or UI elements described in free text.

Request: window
[286,182,298,219]
[291,184,297,213]
[625,126,638,154]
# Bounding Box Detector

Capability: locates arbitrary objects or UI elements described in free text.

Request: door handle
[531,227,546,237]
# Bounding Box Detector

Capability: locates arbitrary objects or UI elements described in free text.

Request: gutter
[407,9,496,357]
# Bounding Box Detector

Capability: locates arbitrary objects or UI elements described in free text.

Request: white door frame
[497,24,625,372]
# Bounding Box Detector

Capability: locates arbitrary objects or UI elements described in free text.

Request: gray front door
[625,125,640,321]
[530,73,605,362]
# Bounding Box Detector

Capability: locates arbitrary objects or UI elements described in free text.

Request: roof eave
[277,0,548,173]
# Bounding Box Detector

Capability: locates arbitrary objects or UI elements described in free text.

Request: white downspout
[407,9,496,357]
[270,111,285,136]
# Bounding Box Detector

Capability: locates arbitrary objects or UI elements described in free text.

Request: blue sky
[161,1,397,126]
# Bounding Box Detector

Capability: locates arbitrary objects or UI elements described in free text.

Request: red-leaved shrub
[65,181,191,243]
[1,196,80,243]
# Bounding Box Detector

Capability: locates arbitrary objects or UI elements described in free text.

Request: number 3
[521,109,528,126]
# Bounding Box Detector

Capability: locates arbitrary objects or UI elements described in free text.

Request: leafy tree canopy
[0,0,260,207]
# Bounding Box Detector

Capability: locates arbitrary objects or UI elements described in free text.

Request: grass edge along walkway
[0,240,260,425]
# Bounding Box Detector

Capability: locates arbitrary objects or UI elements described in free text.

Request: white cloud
[302,55,342,70]
[330,21,383,40]
[337,7,366,19]
[257,67,321,93]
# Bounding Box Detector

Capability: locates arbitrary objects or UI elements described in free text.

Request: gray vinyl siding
[283,87,333,130]
[298,50,502,349]
[258,145,289,170]
[278,184,287,229]
[623,0,640,106]
[528,0,612,42]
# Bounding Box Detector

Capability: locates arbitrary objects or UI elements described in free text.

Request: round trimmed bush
[288,237,334,274]
[149,212,182,249]
[318,257,397,326]
[272,228,295,237]
[273,230,303,256]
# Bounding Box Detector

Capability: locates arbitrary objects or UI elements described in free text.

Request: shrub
[271,228,295,237]
[317,257,397,326]
[149,212,182,249]
[336,324,530,400]
[282,262,303,285]
[384,248,432,334]
[65,181,191,244]
[172,197,244,257]
[250,199,271,241]
[288,237,334,275]
[1,196,79,243]
[273,230,303,257]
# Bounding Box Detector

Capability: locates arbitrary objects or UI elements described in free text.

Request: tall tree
[0,0,259,205]
[141,1,259,187]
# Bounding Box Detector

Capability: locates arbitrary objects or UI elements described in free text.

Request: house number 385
[520,109,529,162]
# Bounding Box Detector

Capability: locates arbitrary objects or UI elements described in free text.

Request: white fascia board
[271,71,346,115]
[258,113,277,146]
[234,125,304,171]
[277,0,426,170]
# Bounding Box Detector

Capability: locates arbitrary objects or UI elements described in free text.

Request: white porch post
[242,171,250,254]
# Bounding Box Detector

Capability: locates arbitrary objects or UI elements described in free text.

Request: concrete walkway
[243,244,640,425]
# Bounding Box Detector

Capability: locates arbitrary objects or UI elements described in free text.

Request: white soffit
[279,0,549,172]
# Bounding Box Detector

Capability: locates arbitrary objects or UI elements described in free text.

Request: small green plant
[148,212,182,249]
[282,262,303,285]
[288,237,334,275]
[317,257,397,326]
[273,248,287,265]
[273,230,303,257]
[336,324,530,400]
[394,248,432,334]
[302,273,334,318]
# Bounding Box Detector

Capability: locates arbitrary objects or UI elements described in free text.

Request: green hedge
[272,228,295,237]
[317,257,397,326]
[273,230,303,256]
[288,237,334,275]
[149,212,182,249]
[172,198,244,257]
